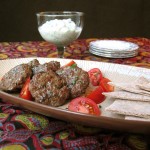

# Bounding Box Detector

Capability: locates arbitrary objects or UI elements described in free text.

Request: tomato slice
[68,97,101,116]
[100,77,114,92]
[87,86,105,104]
[88,68,103,86]
[19,77,32,100]
[62,60,77,68]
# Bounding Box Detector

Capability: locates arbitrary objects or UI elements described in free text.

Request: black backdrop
[0,0,150,42]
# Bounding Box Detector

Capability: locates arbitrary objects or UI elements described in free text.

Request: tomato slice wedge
[88,68,103,86]
[100,77,114,92]
[87,86,105,104]
[68,97,101,116]
[19,77,32,100]
[62,60,77,68]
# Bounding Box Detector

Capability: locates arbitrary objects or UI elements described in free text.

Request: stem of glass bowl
[57,46,65,58]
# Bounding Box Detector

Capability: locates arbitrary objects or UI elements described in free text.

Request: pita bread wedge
[135,76,150,84]
[103,91,150,102]
[125,116,150,122]
[105,99,150,118]
[109,82,150,96]
[135,76,150,92]
[109,76,150,95]
[138,83,150,92]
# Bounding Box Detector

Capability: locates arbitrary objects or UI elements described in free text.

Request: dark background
[0,0,150,42]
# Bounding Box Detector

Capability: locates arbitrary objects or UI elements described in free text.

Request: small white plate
[89,40,139,58]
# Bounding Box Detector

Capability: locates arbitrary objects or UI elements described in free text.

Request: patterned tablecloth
[0,37,150,150]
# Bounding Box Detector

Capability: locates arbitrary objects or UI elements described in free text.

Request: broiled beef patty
[29,70,69,107]
[0,64,32,91]
[56,66,89,98]
[28,59,40,67]
[32,61,60,74]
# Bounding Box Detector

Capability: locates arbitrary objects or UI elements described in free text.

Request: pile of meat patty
[0,59,89,107]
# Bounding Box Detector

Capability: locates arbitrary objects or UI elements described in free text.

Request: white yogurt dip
[38,19,82,46]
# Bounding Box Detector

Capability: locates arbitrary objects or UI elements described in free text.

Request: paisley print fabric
[0,38,150,149]
[0,37,150,68]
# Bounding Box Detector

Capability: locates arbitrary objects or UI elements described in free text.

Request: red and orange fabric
[0,37,150,68]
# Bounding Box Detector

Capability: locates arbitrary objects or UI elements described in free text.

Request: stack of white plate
[89,40,139,58]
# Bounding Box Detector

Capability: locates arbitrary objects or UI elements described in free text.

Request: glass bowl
[36,11,84,58]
